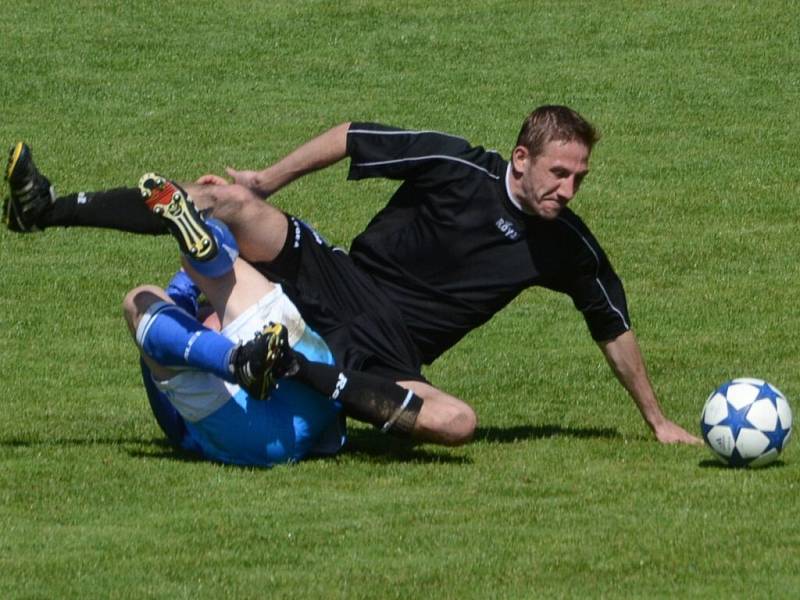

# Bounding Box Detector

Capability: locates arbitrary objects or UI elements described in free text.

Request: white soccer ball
[700,378,793,468]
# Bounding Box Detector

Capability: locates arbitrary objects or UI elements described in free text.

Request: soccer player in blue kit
[110,173,429,465]
[124,173,346,466]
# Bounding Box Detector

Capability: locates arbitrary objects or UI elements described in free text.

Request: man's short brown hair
[515,105,599,159]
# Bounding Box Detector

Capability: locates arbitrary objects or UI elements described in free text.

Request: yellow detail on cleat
[139,172,215,260]
[5,142,24,181]
[258,323,286,398]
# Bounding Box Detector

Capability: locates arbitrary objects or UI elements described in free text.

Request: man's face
[512,140,590,220]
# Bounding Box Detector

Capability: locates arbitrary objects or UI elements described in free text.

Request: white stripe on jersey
[348,128,468,142]
[352,154,501,180]
[555,217,631,331]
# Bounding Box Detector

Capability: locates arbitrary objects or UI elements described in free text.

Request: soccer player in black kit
[3,105,701,446]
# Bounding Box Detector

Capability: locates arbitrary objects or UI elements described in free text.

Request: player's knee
[197,184,287,262]
[205,184,266,224]
[421,401,477,446]
[122,285,166,333]
[445,403,478,445]
[122,286,146,327]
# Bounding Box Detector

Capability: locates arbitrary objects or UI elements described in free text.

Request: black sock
[290,354,423,435]
[40,188,167,234]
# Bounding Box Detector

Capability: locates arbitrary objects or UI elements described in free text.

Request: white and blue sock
[136,301,235,381]
[187,217,239,278]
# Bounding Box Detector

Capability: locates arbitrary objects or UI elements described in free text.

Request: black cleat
[138,173,217,260]
[232,322,296,400]
[3,142,55,232]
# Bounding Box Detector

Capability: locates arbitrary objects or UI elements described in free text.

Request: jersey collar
[504,163,535,216]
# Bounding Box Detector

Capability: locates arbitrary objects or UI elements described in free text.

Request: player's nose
[558,178,576,201]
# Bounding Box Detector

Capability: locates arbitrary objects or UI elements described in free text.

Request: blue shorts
[142,286,345,466]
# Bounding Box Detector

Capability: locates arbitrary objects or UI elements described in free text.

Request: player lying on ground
[126,173,344,466]
[3,106,701,446]
[60,173,442,465]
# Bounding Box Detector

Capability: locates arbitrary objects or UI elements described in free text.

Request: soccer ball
[700,378,793,468]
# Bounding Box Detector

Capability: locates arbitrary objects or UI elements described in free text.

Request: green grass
[2,0,800,597]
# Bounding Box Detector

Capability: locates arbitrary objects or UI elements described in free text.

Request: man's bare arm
[226,122,352,198]
[599,330,702,445]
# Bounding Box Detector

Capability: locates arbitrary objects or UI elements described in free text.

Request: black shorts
[251,214,427,383]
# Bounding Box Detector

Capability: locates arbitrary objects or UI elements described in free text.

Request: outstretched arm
[598,330,702,445]
[226,122,352,198]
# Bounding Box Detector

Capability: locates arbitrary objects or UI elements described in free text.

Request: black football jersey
[346,122,630,364]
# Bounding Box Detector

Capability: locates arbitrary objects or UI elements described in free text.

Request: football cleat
[3,142,55,232]
[232,322,297,400]
[138,173,217,260]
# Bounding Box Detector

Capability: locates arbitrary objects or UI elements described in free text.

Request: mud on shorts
[251,214,427,384]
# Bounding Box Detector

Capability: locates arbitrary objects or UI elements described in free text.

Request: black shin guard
[292,355,423,436]
[42,188,167,233]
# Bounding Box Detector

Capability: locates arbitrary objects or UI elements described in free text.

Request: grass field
[2,1,799,598]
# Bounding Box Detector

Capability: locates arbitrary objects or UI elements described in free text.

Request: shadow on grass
[698,458,788,470]
[0,435,166,448]
[339,428,470,465]
[1,433,467,466]
[1,423,619,467]
[125,439,210,464]
[127,432,471,467]
[475,423,621,443]
[0,434,208,463]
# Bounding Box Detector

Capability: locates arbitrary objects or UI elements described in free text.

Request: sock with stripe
[137,301,235,381]
[289,353,422,435]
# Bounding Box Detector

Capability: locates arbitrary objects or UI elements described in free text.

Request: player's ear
[511,145,530,173]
